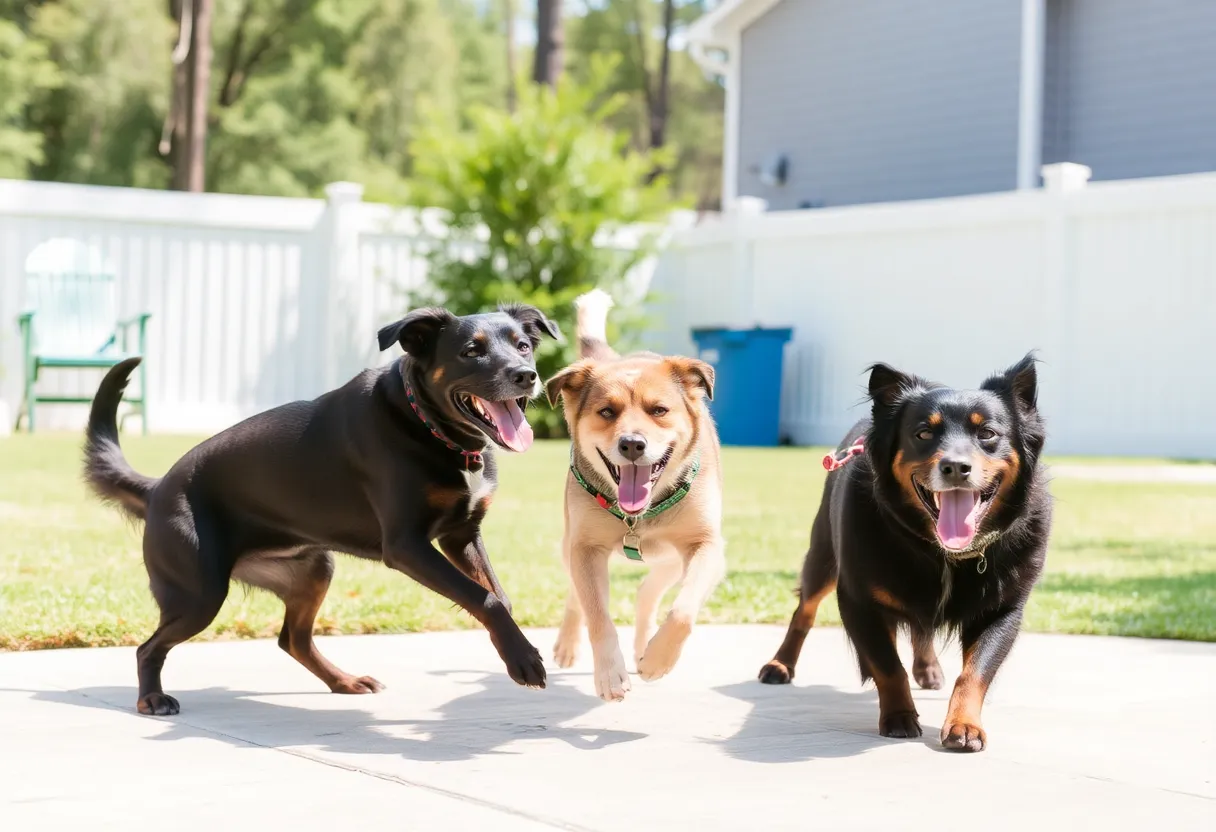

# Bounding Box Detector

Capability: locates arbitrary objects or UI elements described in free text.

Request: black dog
[758,354,1051,752]
[84,304,559,715]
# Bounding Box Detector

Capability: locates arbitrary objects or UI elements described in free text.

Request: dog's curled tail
[84,357,158,521]
[574,289,618,361]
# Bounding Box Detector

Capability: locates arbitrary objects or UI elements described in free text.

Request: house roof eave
[687,0,783,52]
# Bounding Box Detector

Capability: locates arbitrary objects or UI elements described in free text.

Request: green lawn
[1,435,1213,650]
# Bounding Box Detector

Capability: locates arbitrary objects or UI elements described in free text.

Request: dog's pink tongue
[937,490,981,550]
[618,463,654,514]
[480,399,534,452]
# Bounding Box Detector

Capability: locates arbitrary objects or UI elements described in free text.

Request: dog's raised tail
[84,357,158,521]
[574,289,618,361]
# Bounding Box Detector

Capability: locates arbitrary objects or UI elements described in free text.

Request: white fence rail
[0,180,435,432]
[648,164,1216,457]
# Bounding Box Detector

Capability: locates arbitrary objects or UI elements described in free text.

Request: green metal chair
[15,238,150,434]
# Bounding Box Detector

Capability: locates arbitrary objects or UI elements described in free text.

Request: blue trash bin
[690,326,793,447]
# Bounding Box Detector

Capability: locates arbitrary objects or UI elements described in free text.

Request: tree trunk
[504,0,517,111]
[169,0,212,191]
[167,0,188,188]
[533,0,563,87]
[184,0,212,191]
[650,0,676,150]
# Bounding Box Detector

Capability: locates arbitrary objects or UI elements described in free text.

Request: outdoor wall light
[755,153,789,187]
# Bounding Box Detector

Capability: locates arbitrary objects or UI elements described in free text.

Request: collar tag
[622,523,643,561]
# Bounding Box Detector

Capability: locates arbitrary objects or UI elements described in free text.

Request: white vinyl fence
[648,164,1216,458]
[3,164,1214,456]
[0,180,439,432]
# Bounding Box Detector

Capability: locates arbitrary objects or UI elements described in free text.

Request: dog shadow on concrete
[709,678,944,762]
[18,669,645,763]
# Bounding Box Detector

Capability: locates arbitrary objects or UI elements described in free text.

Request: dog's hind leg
[633,556,684,667]
[910,624,944,690]
[136,519,229,716]
[553,533,585,668]
[553,588,584,669]
[839,590,921,739]
[233,549,384,695]
[759,513,838,684]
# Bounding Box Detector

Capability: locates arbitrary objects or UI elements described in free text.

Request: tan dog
[546,290,726,701]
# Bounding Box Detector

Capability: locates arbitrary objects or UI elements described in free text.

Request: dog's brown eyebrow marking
[970,412,984,425]
[473,331,488,343]
[927,413,942,426]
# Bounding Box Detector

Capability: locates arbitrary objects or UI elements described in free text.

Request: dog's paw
[637,617,691,682]
[940,720,987,752]
[879,711,923,739]
[491,631,547,689]
[757,659,794,684]
[137,692,180,716]
[594,649,631,701]
[553,635,580,669]
[331,675,385,694]
[913,659,944,690]
[503,641,547,689]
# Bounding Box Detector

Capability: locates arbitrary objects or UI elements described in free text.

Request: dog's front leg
[383,534,545,689]
[570,543,630,701]
[438,530,512,615]
[941,602,1026,752]
[638,538,725,682]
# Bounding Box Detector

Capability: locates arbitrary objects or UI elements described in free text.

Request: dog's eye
[517,341,531,354]
[598,407,616,420]
[650,405,669,417]
[978,427,999,441]
[915,428,934,441]
[462,345,483,359]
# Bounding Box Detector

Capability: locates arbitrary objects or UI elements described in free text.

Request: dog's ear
[546,361,594,407]
[866,363,918,411]
[377,307,455,359]
[502,303,562,344]
[982,352,1045,459]
[982,352,1039,415]
[666,357,715,401]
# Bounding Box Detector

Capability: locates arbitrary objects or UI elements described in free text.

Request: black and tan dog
[758,355,1051,751]
[85,305,558,715]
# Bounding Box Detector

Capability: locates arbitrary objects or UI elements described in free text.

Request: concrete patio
[1,625,1213,830]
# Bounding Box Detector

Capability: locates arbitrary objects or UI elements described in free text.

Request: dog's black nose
[938,458,972,486]
[510,367,538,388]
[618,434,647,462]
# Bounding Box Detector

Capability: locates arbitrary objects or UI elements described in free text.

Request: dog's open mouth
[597,446,673,515]
[456,394,534,453]
[913,477,1000,552]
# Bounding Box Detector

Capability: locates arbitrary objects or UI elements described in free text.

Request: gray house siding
[1042,0,1216,182]
[736,0,1022,210]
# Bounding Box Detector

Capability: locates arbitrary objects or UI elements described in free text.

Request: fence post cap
[1041,163,1092,193]
[730,196,768,217]
[324,181,365,203]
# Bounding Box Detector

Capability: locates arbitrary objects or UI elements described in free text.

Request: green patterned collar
[569,451,701,560]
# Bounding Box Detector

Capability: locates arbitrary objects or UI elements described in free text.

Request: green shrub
[406,58,677,436]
